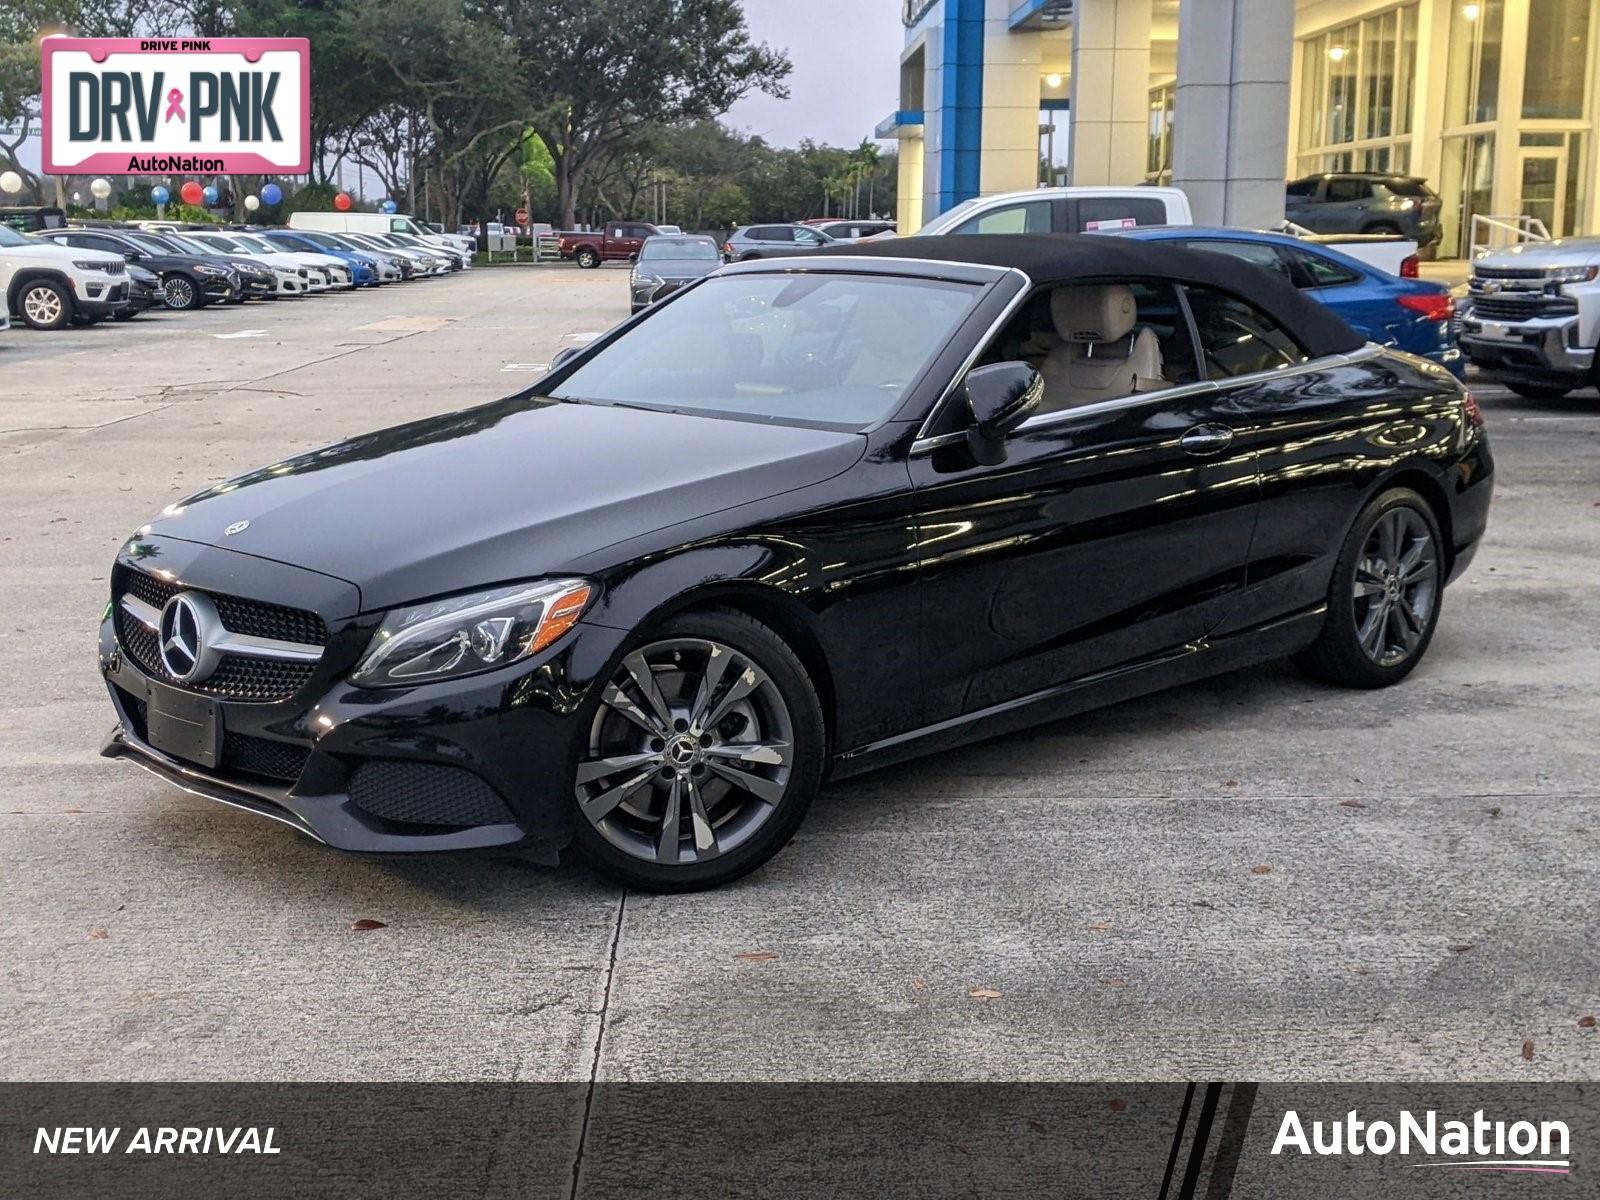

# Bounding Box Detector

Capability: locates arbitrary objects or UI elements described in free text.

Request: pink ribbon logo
[164,88,185,123]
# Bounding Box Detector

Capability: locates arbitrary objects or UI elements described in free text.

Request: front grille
[115,567,326,703]
[99,260,126,275]
[348,761,515,829]
[1473,266,1547,281]
[222,732,311,782]
[1468,294,1578,322]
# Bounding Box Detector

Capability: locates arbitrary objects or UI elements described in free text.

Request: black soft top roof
[818,233,1367,359]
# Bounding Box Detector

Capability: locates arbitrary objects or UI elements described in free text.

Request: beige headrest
[1051,285,1137,343]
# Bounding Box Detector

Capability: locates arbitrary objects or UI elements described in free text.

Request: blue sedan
[260,229,381,287]
[1113,226,1463,377]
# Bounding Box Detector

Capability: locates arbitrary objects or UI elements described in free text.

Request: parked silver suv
[722,223,836,262]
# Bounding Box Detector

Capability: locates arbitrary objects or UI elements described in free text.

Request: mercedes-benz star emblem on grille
[157,592,225,682]
[224,520,250,536]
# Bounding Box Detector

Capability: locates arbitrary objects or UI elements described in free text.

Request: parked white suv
[0,223,128,329]
[910,186,1194,237]
[1459,238,1600,398]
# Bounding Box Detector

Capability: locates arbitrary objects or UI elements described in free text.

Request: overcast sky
[723,0,905,149]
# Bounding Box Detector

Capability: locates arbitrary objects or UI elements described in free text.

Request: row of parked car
[621,184,1462,378]
[0,211,476,332]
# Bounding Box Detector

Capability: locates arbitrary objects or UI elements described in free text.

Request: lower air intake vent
[348,761,515,829]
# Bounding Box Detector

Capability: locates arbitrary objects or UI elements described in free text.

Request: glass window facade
[1296,3,1418,174]
[1522,0,1590,119]
[1444,0,1505,127]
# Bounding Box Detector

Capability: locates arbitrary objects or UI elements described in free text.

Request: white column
[1069,0,1153,186]
[898,134,925,233]
[981,0,1043,195]
[1172,0,1294,227]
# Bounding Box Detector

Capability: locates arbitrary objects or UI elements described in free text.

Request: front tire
[570,610,825,891]
[1294,487,1444,688]
[162,274,201,310]
[17,279,73,330]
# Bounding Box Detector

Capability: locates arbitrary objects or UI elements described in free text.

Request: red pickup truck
[558,221,658,268]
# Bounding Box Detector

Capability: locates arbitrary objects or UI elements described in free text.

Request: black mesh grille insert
[222,732,312,782]
[348,761,515,829]
[114,567,326,703]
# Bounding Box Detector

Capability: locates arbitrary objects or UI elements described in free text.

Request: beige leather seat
[1038,284,1164,412]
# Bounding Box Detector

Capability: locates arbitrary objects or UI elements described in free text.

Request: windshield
[640,237,719,262]
[192,234,243,252]
[298,231,345,251]
[233,234,278,253]
[551,272,979,430]
[0,225,28,247]
[167,234,224,256]
[915,197,980,236]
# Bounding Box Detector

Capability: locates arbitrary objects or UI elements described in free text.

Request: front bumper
[98,536,627,861]
[75,279,130,316]
[1460,314,1594,384]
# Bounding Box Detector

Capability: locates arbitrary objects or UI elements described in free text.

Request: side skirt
[829,604,1327,780]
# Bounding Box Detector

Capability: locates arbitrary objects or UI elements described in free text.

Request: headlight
[1547,265,1599,284]
[633,271,664,289]
[195,264,229,277]
[350,579,593,688]
[73,259,115,271]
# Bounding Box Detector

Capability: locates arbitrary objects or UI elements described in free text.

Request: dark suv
[35,226,241,309]
[1285,174,1442,249]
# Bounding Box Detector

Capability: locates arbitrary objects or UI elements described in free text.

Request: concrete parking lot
[2,267,1596,1084]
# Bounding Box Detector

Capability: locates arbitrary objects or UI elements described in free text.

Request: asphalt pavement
[2,266,1596,1084]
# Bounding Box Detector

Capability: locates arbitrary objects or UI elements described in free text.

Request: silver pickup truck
[1459,240,1600,398]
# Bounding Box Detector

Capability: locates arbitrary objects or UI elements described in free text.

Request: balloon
[0,170,21,194]
[89,177,111,198]
[381,199,397,214]
[261,182,283,206]
[243,195,260,212]
[179,181,203,205]
[333,191,353,212]
[202,185,219,206]
[150,185,170,205]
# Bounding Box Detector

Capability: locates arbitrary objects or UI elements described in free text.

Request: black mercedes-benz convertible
[100,235,1494,890]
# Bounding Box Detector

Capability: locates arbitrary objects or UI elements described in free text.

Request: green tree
[505,0,790,228]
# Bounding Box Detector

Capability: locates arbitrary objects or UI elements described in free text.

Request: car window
[1172,239,1294,284]
[1284,247,1363,288]
[794,228,826,246]
[760,227,795,242]
[1285,178,1319,197]
[1182,287,1308,378]
[127,233,177,255]
[0,224,29,246]
[638,238,719,262]
[551,273,981,430]
[1075,197,1169,230]
[1326,178,1371,203]
[949,200,1052,237]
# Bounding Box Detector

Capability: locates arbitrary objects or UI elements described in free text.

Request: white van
[289,211,475,264]
[910,186,1194,237]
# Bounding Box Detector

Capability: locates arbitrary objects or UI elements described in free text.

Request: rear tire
[569,609,826,892]
[1294,487,1444,688]
[1363,221,1403,236]
[575,248,600,269]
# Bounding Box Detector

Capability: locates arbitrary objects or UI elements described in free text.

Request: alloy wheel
[575,637,794,866]
[1352,506,1438,667]
[163,277,195,309]
[22,285,63,327]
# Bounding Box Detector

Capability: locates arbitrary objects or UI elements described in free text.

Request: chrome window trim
[911,266,1036,442]
[910,342,1384,456]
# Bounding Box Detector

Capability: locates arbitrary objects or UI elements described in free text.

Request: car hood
[1476,238,1600,269]
[6,242,121,271]
[146,397,866,612]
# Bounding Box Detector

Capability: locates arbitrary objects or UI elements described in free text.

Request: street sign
[41,36,310,175]
[515,207,529,225]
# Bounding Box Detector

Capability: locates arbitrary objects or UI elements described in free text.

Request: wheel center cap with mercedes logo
[158,592,225,683]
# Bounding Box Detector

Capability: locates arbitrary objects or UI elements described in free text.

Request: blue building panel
[934,0,985,216]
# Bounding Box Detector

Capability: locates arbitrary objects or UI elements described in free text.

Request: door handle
[1181,424,1235,456]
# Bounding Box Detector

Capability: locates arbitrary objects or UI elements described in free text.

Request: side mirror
[550,346,579,370]
[123,250,144,262]
[964,362,1042,466]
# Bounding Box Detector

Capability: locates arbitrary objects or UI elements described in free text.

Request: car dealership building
[882,0,1598,256]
